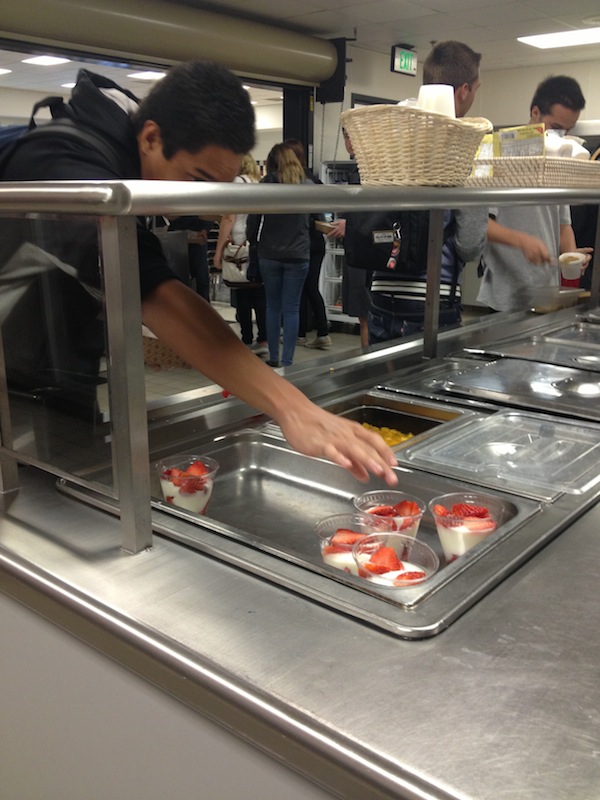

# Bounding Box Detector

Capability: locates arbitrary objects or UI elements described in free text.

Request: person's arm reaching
[141,280,398,485]
[487,217,551,264]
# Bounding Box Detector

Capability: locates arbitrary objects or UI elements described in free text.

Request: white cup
[559,252,586,280]
[417,84,456,117]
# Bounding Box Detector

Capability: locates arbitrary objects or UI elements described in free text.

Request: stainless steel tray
[322,389,477,450]
[61,428,595,638]
[462,339,600,372]
[435,358,600,422]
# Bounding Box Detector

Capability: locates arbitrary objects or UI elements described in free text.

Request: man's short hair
[423,41,481,89]
[133,61,256,159]
[530,75,586,115]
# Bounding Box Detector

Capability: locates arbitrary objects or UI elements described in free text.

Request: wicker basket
[340,105,492,186]
[467,156,600,188]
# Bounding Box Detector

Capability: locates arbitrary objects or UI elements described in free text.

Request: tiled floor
[137,300,364,404]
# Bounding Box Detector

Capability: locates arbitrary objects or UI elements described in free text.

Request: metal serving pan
[321,389,477,449]
[63,425,597,638]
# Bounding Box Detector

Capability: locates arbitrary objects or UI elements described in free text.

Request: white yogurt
[160,477,213,514]
[321,548,360,575]
[435,520,496,561]
[355,556,426,585]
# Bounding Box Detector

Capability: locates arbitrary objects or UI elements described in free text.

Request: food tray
[431,358,600,426]
[341,104,492,186]
[401,410,600,500]
[467,155,600,188]
[323,390,475,449]
[63,426,592,638]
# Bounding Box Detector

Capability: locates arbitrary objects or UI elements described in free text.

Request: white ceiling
[1,0,600,102]
[179,0,600,70]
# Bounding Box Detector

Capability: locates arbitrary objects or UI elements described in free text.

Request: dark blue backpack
[0,94,121,177]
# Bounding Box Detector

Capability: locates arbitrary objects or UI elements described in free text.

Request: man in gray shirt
[477,75,591,312]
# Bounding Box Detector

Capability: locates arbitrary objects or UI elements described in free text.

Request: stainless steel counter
[2,304,600,798]
[2,462,600,800]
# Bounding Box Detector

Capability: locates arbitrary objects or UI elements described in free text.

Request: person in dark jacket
[0,62,397,484]
[283,138,331,350]
[246,144,313,368]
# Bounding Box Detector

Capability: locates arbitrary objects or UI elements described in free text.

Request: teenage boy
[0,61,396,485]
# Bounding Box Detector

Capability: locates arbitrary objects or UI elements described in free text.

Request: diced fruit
[397,516,417,531]
[451,503,489,518]
[394,570,426,584]
[368,546,402,573]
[362,562,389,574]
[187,460,209,477]
[432,504,449,517]
[168,467,186,486]
[462,517,497,532]
[394,500,420,517]
[368,505,396,517]
[329,529,366,547]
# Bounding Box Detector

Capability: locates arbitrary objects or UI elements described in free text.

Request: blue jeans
[259,258,309,365]
[368,294,461,344]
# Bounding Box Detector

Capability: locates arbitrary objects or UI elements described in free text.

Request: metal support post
[100,216,153,553]
[423,208,445,360]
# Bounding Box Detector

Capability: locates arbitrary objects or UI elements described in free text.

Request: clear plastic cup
[155,454,219,515]
[353,490,425,538]
[352,532,439,587]
[428,492,504,563]
[314,512,394,574]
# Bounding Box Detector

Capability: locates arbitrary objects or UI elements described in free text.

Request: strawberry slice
[394,499,420,517]
[329,529,366,548]
[367,504,396,517]
[451,503,489,518]
[394,570,426,584]
[168,467,186,487]
[462,517,497,532]
[432,504,449,517]
[368,546,402,573]
[187,460,209,477]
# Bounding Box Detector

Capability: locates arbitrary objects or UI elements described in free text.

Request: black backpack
[345,208,456,275]
[0,94,121,177]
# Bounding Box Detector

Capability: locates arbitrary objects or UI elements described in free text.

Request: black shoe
[265,360,280,368]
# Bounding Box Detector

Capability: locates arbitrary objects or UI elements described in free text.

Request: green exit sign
[390,45,417,76]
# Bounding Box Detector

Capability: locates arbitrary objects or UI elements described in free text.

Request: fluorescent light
[61,82,76,89]
[22,55,71,66]
[519,27,600,49]
[0,68,11,75]
[127,71,165,81]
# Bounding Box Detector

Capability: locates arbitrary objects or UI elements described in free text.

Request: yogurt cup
[156,454,219,515]
[352,532,439,587]
[353,490,425,538]
[314,512,394,574]
[429,492,504,563]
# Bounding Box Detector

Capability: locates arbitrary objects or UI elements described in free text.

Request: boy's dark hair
[423,41,481,89]
[530,75,586,115]
[133,61,256,158]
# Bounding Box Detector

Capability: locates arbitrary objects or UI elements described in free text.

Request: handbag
[221,240,251,285]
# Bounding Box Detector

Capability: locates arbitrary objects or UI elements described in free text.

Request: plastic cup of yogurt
[559,252,586,281]
[314,512,394,574]
[428,492,504,563]
[352,532,439,587]
[155,454,219,515]
[353,490,426,538]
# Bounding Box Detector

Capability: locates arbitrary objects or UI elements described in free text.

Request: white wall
[0,86,62,124]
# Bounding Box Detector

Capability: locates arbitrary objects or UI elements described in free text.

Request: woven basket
[341,105,492,186]
[467,156,600,188]
[142,335,191,370]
